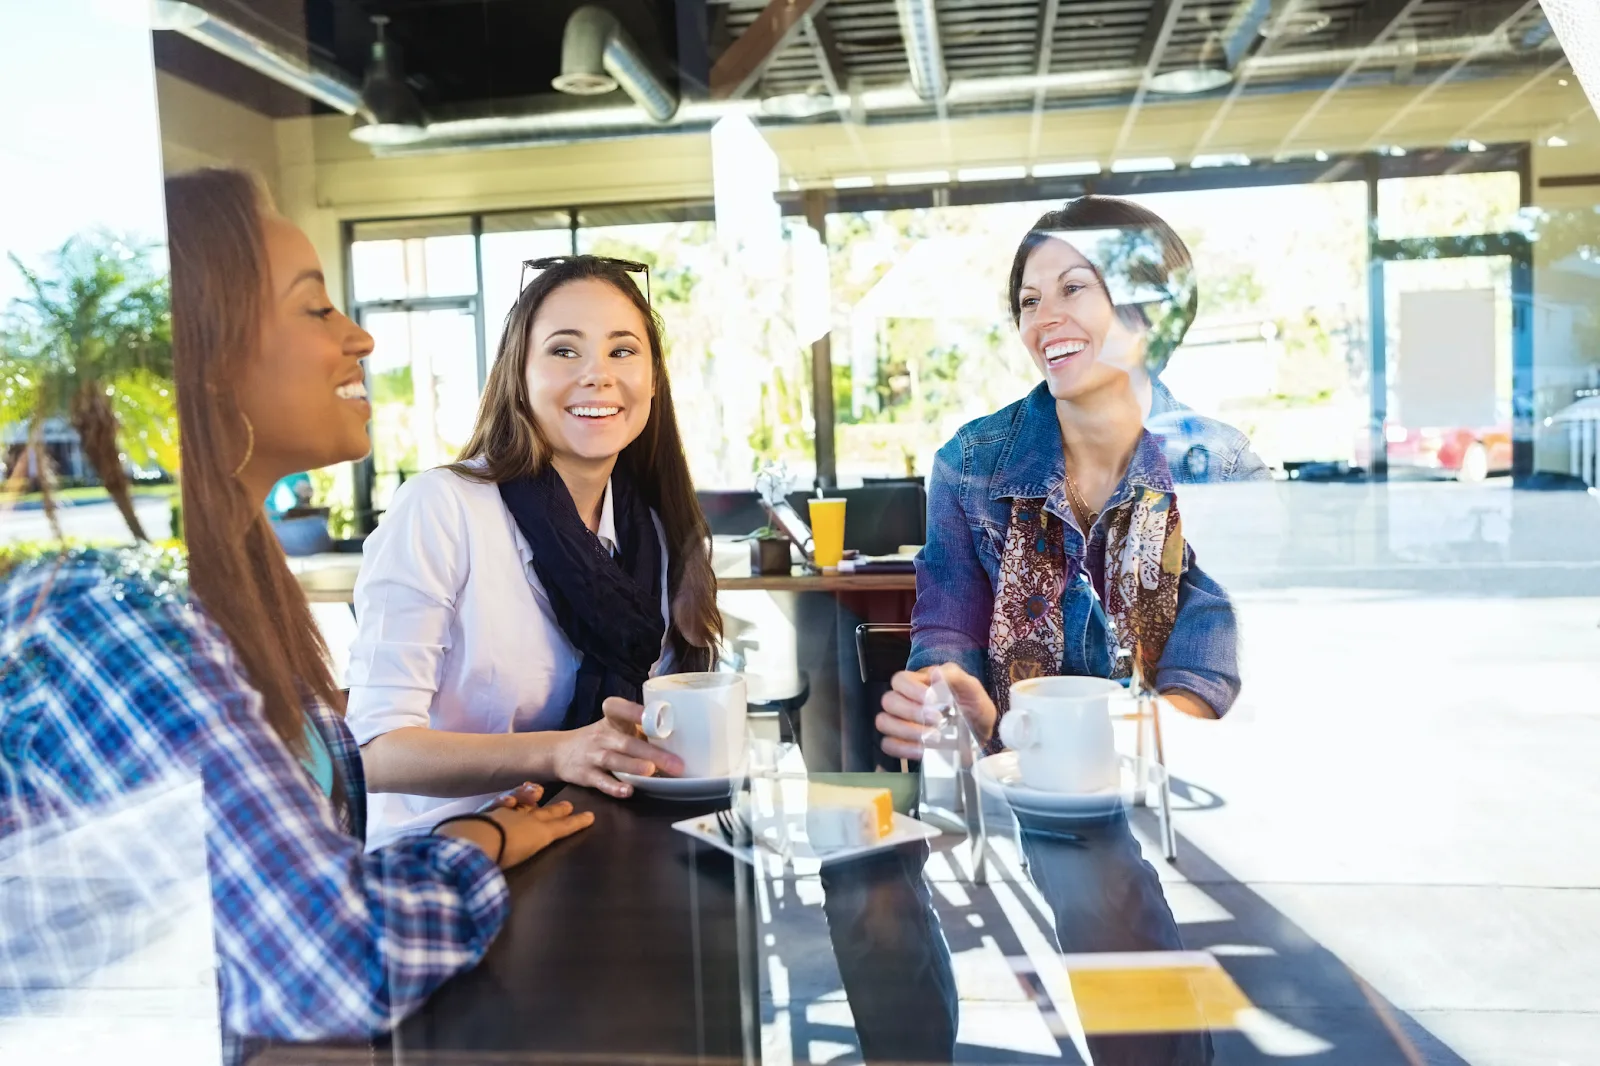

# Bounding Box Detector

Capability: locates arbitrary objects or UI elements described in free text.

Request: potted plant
[747,525,792,576]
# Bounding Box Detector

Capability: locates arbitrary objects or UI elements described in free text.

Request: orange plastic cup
[807,498,847,569]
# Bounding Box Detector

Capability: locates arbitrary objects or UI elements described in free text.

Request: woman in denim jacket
[859,195,1253,1066]
[878,194,1250,757]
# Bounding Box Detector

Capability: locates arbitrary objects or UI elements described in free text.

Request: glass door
[1369,233,1533,481]
[355,301,480,524]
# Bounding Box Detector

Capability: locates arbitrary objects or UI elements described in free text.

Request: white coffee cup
[640,672,749,779]
[998,676,1122,793]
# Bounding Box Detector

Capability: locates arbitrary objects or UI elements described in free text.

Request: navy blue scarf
[498,465,665,730]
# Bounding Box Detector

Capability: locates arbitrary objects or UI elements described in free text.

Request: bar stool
[1116,648,1177,863]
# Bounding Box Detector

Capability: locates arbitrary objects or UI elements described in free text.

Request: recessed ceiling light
[1314,150,1330,162]
[1560,78,1571,87]
[1548,135,1570,148]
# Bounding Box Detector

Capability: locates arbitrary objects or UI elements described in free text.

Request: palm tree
[0,232,174,542]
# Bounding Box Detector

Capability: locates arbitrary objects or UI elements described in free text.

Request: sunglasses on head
[519,254,652,305]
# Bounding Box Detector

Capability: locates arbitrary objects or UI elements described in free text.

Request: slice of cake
[805,782,894,850]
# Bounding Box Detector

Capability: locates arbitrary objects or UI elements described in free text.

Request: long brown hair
[452,256,720,670]
[164,168,341,753]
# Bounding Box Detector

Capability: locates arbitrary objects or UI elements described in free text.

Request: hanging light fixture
[350,15,428,146]
[1149,32,1234,94]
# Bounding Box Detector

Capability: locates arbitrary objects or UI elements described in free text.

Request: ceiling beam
[1365,0,1544,149]
[1334,0,1427,49]
[1132,0,1185,70]
[1271,0,1428,157]
[1111,0,1189,160]
[1026,0,1062,158]
[805,9,848,98]
[710,0,831,101]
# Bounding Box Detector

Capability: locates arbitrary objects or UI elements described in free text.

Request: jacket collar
[990,382,1174,511]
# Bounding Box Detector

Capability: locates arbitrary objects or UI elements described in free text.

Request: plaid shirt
[0,549,509,1055]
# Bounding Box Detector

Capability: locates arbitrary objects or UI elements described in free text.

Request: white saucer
[975,752,1125,818]
[615,767,745,802]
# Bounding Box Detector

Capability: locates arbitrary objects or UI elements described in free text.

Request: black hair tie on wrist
[433,812,506,865]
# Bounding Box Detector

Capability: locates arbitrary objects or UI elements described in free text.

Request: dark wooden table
[392,786,758,1065]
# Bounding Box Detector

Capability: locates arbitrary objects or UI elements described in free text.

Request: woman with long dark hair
[0,168,590,1060]
[346,254,721,846]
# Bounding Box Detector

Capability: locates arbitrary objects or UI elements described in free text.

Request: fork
[715,806,752,847]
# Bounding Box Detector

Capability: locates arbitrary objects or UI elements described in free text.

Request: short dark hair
[1005,195,1198,375]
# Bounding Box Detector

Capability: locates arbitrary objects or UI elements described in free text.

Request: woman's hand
[876,663,998,760]
[437,801,595,869]
[547,698,685,798]
[485,781,545,812]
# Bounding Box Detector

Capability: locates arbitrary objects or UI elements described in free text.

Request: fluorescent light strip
[1031,160,1100,178]
[956,165,1028,182]
[1110,156,1177,173]
[885,169,952,186]
[832,175,875,189]
[1190,153,1251,168]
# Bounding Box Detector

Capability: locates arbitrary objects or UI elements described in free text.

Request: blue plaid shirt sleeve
[0,553,509,1044]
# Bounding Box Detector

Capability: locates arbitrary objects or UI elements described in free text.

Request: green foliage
[370,365,414,406]
[0,231,176,473]
[0,538,186,583]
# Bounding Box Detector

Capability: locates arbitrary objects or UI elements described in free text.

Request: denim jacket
[909,382,1242,717]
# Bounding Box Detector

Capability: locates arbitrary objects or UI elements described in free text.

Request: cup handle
[998,707,1033,750]
[641,700,674,740]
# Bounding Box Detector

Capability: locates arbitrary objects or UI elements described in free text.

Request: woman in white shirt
[346,255,722,846]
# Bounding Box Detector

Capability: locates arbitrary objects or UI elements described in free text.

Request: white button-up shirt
[345,464,670,848]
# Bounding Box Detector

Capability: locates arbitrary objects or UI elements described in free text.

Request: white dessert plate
[672,810,939,868]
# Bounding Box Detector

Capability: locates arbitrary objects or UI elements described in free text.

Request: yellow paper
[1063,952,1252,1035]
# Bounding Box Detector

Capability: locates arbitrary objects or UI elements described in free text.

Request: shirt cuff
[345,684,434,745]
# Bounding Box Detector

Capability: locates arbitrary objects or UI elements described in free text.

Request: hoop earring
[232,415,255,479]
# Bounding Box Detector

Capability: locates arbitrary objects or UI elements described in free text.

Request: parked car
[1353,422,1512,481]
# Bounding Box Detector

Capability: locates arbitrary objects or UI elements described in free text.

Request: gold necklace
[1063,465,1100,531]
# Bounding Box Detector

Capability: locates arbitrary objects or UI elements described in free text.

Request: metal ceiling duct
[552,4,679,123]
[153,0,362,115]
[157,0,1555,156]
[382,29,1552,154]
[895,0,948,103]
